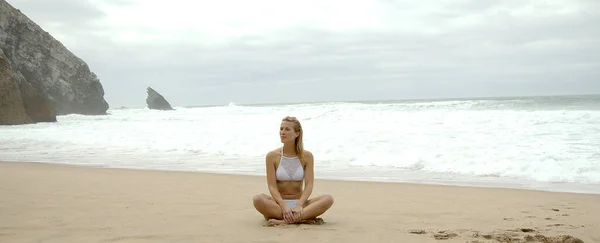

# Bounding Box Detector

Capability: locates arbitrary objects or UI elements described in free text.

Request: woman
[252,116,334,225]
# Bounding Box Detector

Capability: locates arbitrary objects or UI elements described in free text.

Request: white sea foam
[1,98,599,194]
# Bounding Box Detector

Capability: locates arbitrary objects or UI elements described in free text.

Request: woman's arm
[297,151,314,206]
[265,151,285,206]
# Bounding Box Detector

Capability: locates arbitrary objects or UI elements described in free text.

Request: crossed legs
[253,193,334,224]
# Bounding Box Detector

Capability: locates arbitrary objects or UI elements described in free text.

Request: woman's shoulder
[301,150,313,159]
[265,147,282,158]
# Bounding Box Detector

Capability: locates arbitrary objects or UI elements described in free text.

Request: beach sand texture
[1,162,598,243]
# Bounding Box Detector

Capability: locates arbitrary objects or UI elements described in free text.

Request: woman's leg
[299,194,334,220]
[252,193,283,220]
[264,194,334,225]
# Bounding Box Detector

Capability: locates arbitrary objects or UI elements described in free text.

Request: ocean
[2,95,599,194]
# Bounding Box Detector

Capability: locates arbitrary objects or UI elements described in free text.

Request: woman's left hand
[292,205,303,222]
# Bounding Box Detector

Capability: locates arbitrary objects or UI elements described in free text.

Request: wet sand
[1,161,599,242]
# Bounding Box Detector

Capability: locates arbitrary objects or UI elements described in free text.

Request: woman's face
[280,121,298,143]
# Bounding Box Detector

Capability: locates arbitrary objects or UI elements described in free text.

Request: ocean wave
[2,97,600,190]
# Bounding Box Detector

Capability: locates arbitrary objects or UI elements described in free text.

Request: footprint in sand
[517,228,536,233]
[471,232,526,242]
[470,227,585,243]
[408,229,458,240]
[433,230,458,240]
[545,223,583,229]
[524,234,584,243]
[408,229,427,234]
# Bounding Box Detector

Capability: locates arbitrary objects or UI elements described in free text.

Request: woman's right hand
[281,204,295,223]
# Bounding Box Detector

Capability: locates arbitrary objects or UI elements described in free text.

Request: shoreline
[2,159,599,196]
[178,93,600,108]
[2,161,600,242]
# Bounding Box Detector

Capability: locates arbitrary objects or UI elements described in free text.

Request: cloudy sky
[6,0,600,107]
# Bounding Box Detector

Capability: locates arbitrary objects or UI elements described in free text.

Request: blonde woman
[253,116,334,225]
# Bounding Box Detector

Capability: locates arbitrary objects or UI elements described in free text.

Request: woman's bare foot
[302,218,325,225]
[265,218,325,227]
[266,219,287,226]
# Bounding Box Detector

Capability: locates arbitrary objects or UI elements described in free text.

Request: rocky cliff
[1,46,56,124]
[0,48,32,125]
[146,87,173,110]
[0,0,109,117]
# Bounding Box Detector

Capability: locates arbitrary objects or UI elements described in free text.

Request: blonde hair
[282,116,304,161]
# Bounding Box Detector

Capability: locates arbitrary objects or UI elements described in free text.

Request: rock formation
[0,0,109,121]
[146,87,173,110]
[18,77,57,122]
[0,49,32,125]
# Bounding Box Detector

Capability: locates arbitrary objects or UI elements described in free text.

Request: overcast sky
[6,0,600,107]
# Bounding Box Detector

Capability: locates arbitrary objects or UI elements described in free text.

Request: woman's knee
[253,194,267,206]
[321,194,334,207]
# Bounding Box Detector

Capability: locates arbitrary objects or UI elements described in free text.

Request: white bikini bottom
[283,199,298,208]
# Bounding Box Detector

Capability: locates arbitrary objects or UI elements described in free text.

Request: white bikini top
[275,148,304,181]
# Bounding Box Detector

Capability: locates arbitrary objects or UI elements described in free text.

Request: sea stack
[0,0,109,125]
[146,87,173,110]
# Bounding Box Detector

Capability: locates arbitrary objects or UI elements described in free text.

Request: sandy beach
[1,162,599,243]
